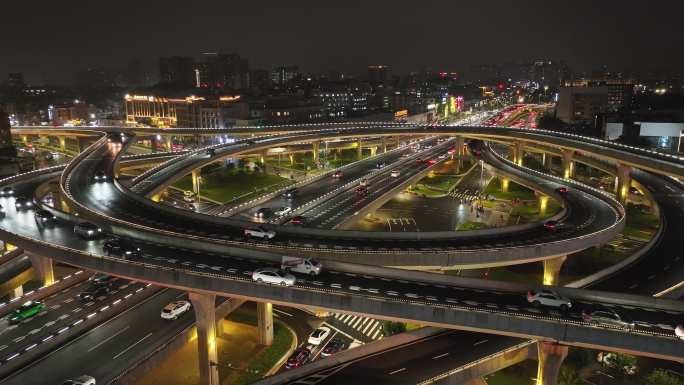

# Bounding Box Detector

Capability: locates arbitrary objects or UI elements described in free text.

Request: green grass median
[228,312,295,385]
[174,166,293,204]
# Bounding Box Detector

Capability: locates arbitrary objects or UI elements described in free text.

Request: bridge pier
[456,136,465,157]
[463,378,488,385]
[312,141,320,163]
[561,150,574,179]
[536,342,568,385]
[11,284,23,299]
[257,302,274,346]
[501,178,510,193]
[513,142,524,166]
[382,137,388,153]
[538,194,549,216]
[356,140,363,159]
[189,292,219,385]
[615,163,631,205]
[27,252,55,286]
[192,169,201,197]
[370,146,377,157]
[58,136,67,153]
[165,135,173,152]
[542,153,551,169]
[543,255,566,286]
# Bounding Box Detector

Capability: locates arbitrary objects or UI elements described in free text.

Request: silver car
[582,309,635,331]
[252,268,296,286]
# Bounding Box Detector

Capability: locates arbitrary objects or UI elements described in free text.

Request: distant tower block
[0,108,16,157]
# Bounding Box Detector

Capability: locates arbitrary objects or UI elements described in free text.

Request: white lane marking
[113,332,153,359]
[433,352,449,359]
[274,309,293,317]
[88,326,131,352]
[474,339,488,346]
[352,317,364,329]
[388,368,406,375]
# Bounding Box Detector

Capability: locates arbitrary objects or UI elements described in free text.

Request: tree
[558,366,581,385]
[644,369,684,385]
[381,321,406,337]
[600,352,638,378]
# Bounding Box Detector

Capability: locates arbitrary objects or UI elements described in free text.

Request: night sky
[2,0,683,84]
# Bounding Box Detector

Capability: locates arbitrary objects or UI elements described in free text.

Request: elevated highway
[57,132,623,270]
[2,123,684,384]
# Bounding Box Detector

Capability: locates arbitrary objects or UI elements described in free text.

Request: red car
[427,159,437,165]
[544,220,559,230]
[285,348,311,369]
[332,171,342,178]
[356,186,368,196]
[556,187,569,195]
[289,216,307,225]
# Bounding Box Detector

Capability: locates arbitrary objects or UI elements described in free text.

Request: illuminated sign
[394,110,408,120]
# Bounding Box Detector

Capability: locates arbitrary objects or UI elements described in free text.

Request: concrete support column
[189,292,219,385]
[513,142,524,166]
[542,153,551,169]
[382,137,388,153]
[370,146,377,157]
[289,153,295,166]
[536,342,569,385]
[257,302,274,346]
[615,163,632,205]
[463,378,488,385]
[456,136,465,157]
[11,285,23,299]
[192,169,201,195]
[501,178,510,193]
[27,253,55,286]
[356,140,363,159]
[312,141,320,163]
[58,136,67,152]
[542,255,567,286]
[164,135,173,152]
[561,150,574,179]
[538,195,549,216]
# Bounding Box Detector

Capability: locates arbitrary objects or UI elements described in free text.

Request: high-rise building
[0,108,16,157]
[159,56,197,88]
[197,53,250,90]
[271,66,300,86]
[557,79,634,124]
[7,73,25,89]
[368,65,389,86]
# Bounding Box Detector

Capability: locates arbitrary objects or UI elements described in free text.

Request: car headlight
[125,251,132,254]
[87,230,94,234]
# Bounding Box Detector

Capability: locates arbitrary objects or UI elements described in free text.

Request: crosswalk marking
[329,313,383,342]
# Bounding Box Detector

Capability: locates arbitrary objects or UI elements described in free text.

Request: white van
[281,256,322,276]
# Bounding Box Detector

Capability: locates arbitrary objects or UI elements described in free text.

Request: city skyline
[3,0,684,84]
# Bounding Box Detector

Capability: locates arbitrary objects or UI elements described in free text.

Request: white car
[526,290,572,310]
[675,324,684,340]
[307,326,331,345]
[61,375,96,385]
[252,268,296,286]
[274,207,292,216]
[359,178,369,186]
[390,170,400,178]
[244,227,276,240]
[161,300,191,320]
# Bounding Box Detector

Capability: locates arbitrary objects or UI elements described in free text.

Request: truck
[281,256,322,276]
